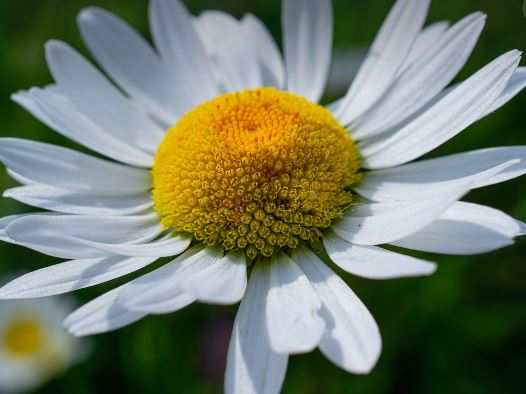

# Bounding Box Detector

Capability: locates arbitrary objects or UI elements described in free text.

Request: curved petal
[335,0,431,124]
[13,87,153,167]
[5,213,163,259]
[264,253,324,354]
[120,247,218,313]
[481,66,526,119]
[333,190,466,246]
[242,14,285,89]
[392,202,523,255]
[0,215,24,243]
[324,232,436,279]
[80,234,192,258]
[0,255,158,299]
[401,21,450,69]
[45,40,164,154]
[0,138,150,194]
[356,153,526,202]
[282,0,333,102]
[4,185,152,215]
[295,248,381,374]
[195,11,262,92]
[77,7,183,124]
[225,266,288,394]
[360,50,521,169]
[65,285,146,336]
[352,12,485,139]
[181,252,247,305]
[149,0,217,107]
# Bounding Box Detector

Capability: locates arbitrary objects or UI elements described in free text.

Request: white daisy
[0,296,84,393]
[0,0,525,392]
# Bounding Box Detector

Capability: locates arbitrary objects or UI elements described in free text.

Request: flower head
[0,296,85,393]
[0,0,525,393]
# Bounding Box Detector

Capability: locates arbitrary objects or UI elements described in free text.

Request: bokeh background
[1,0,526,393]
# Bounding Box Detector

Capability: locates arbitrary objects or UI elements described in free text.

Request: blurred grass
[0,1,526,393]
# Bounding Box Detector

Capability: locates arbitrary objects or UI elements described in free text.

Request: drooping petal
[225,267,288,394]
[282,0,333,102]
[324,232,436,279]
[0,255,157,299]
[295,248,381,374]
[65,285,146,336]
[360,50,521,169]
[264,253,324,354]
[335,0,431,124]
[0,138,150,194]
[392,202,523,255]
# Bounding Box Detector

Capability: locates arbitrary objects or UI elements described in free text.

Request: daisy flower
[0,296,85,393]
[0,0,525,392]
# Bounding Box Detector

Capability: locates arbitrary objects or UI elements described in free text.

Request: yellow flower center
[152,88,361,260]
[4,318,46,358]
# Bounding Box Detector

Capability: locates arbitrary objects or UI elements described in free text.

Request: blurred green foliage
[0,1,525,393]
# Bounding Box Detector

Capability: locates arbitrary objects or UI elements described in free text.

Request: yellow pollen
[4,318,46,358]
[152,88,361,260]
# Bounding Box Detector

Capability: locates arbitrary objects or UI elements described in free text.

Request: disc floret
[152,88,360,260]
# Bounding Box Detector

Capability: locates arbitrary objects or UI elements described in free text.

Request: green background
[0,0,526,393]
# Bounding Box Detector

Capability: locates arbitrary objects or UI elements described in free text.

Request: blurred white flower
[0,296,85,393]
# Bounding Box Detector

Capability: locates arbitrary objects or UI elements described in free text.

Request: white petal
[333,189,466,246]
[195,11,262,92]
[65,285,146,336]
[181,252,247,305]
[225,268,288,394]
[0,255,157,299]
[0,215,24,243]
[356,152,526,202]
[82,233,192,258]
[77,7,183,124]
[13,87,153,167]
[263,253,324,354]
[335,0,431,124]
[401,21,450,69]
[5,213,162,259]
[392,202,523,255]
[282,0,333,102]
[295,248,381,374]
[360,50,521,169]
[120,247,219,313]
[45,40,164,153]
[324,232,436,279]
[4,185,152,215]
[481,66,526,119]
[0,138,150,194]
[242,14,285,88]
[149,0,217,107]
[353,12,485,139]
